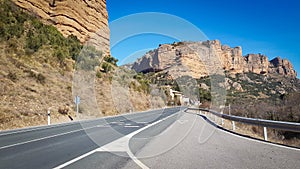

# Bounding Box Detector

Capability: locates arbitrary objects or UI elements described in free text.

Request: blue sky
[107,0,300,78]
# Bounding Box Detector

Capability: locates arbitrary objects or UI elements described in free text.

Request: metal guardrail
[187,107,300,141]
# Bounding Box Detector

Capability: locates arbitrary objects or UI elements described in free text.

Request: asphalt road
[0,107,183,169]
[1,107,299,169]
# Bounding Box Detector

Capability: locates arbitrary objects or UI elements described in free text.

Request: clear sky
[107,0,300,78]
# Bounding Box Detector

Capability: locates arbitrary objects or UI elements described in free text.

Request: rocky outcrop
[131,40,297,79]
[12,0,110,53]
[244,54,269,74]
[269,57,297,77]
[132,43,208,79]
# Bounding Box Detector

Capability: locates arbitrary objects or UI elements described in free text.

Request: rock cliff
[12,0,110,53]
[132,40,297,78]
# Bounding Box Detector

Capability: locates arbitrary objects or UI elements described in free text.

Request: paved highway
[0,107,183,169]
[1,107,299,169]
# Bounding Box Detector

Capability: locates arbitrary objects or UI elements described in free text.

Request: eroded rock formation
[132,40,297,78]
[12,0,110,53]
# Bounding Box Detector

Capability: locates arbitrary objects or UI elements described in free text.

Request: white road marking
[178,120,188,124]
[0,107,177,136]
[0,123,75,137]
[96,125,109,128]
[52,149,99,169]
[137,122,149,124]
[200,115,300,151]
[124,126,140,128]
[53,111,181,169]
[0,126,97,150]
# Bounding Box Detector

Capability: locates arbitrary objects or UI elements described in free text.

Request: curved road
[0,107,299,169]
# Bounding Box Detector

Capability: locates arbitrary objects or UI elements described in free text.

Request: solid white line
[53,149,99,169]
[127,148,150,169]
[0,107,182,136]
[53,111,181,169]
[0,123,76,137]
[202,115,300,151]
[0,126,97,150]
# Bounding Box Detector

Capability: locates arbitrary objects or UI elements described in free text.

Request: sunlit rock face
[13,0,110,53]
[132,40,297,79]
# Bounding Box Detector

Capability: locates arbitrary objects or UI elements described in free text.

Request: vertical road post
[232,121,236,131]
[75,96,80,120]
[47,108,51,125]
[221,111,224,125]
[263,127,268,141]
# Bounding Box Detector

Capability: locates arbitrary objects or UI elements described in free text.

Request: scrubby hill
[0,0,82,129]
[0,0,162,130]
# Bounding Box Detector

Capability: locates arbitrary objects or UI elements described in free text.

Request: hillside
[0,0,163,130]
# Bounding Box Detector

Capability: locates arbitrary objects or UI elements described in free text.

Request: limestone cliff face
[132,43,208,79]
[244,54,269,74]
[269,57,297,77]
[131,40,297,79]
[12,0,110,53]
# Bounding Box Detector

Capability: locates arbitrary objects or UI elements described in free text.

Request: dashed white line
[124,126,140,128]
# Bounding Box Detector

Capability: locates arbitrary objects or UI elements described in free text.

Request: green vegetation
[131,73,151,93]
[0,0,82,67]
[103,55,118,66]
[199,88,211,102]
[76,46,102,71]
[98,55,118,73]
[0,0,119,72]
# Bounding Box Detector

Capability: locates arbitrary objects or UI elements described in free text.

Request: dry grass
[0,48,165,131]
[0,45,75,131]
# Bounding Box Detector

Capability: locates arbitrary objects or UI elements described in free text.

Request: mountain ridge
[131,40,297,79]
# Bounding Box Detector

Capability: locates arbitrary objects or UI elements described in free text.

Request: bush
[76,46,102,71]
[36,73,46,84]
[0,0,83,66]
[104,55,118,66]
[199,88,211,102]
[101,62,113,73]
[7,72,17,82]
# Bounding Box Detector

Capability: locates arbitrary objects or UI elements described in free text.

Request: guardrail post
[47,109,51,125]
[221,111,224,125]
[232,121,236,130]
[263,127,268,141]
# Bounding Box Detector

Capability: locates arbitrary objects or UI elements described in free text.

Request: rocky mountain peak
[269,57,297,77]
[131,40,297,79]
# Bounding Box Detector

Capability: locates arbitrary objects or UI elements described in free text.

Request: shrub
[199,88,212,102]
[101,62,113,73]
[0,0,83,66]
[7,72,17,82]
[36,73,46,84]
[104,55,118,66]
[76,46,102,71]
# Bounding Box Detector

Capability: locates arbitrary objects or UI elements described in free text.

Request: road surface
[0,107,299,169]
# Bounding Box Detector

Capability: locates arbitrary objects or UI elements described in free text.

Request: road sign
[75,96,80,105]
